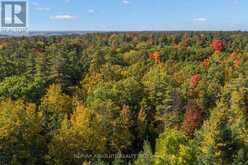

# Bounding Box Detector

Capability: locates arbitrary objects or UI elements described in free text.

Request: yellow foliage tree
[198,79,248,164]
[39,84,72,133]
[47,104,107,165]
[0,99,43,164]
[154,129,197,165]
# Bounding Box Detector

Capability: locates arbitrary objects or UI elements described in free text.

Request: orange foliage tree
[149,51,161,64]
[190,74,201,88]
[202,58,210,68]
[228,52,241,68]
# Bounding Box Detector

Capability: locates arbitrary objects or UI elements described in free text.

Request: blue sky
[28,0,248,31]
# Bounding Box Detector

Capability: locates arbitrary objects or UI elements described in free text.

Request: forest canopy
[0,32,248,165]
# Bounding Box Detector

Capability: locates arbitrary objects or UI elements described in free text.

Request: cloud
[193,17,207,22]
[88,9,95,14]
[50,15,76,20]
[122,0,130,5]
[35,7,51,11]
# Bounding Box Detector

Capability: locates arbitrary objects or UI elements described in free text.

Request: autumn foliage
[182,101,203,136]
[149,51,161,63]
[234,59,241,68]
[211,40,224,53]
[182,34,191,47]
[202,58,210,68]
[172,38,180,48]
[190,74,201,88]
[1,32,248,164]
[228,52,241,68]
[229,52,237,60]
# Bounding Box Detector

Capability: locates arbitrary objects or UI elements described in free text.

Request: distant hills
[0,30,247,38]
[0,31,92,38]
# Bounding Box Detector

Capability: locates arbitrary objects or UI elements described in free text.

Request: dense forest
[0,32,248,165]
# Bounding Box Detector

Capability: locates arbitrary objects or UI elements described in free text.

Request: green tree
[0,76,46,102]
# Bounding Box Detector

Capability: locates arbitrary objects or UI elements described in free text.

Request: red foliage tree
[182,100,203,136]
[211,40,224,52]
[149,51,161,64]
[190,74,201,88]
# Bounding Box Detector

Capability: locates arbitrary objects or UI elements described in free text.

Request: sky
[27,0,248,31]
